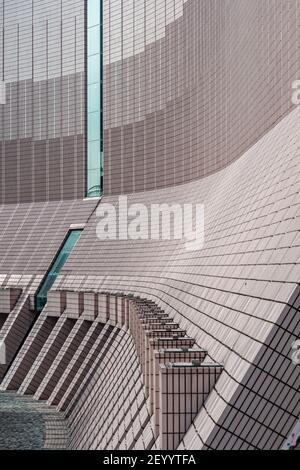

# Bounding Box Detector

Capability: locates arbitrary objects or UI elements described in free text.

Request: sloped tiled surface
[58,106,300,449]
[0,0,299,453]
[104,0,300,195]
[0,199,97,276]
[2,292,219,451]
[0,106,299,450]
[0,198,98,376]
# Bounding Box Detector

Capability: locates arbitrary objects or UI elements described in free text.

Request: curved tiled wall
[0,198,97,378]
[0,99,299,450]
[0,0,299,452]
[104,0,300,194]
[1,0,300,199]
[62,106,300,449]
[0,0,86,203]
[1,291,223,450]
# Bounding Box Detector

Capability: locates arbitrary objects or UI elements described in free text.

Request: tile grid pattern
[104,0,300,195]
[0,0,86,203]
[59,106,300,449]
[0,0,299,452]
[1,291,222,450]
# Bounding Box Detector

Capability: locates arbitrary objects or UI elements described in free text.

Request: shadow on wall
[204,285,300,450]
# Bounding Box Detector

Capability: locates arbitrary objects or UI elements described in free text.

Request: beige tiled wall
[104,0,300,195]
[62,106,300,449]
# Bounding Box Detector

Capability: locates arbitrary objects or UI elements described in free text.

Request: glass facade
[87,0,103,198]
[35,229,83,312]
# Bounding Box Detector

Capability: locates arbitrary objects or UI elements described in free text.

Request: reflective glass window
[35,230,83,312]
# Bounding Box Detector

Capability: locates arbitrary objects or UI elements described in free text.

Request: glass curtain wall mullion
[87,0,103,198]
